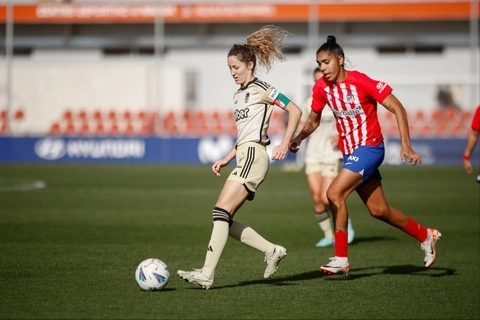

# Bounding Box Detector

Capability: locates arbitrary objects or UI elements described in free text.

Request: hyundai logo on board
[34,138,145,160]
[35,138,66,160]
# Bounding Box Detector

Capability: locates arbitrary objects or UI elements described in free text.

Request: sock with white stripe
[316,210,334,239]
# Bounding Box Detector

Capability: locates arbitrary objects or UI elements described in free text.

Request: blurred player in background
[289,35,441,275]
[177,25,302,289]
[462,105,480,182]
[301,67,354,247]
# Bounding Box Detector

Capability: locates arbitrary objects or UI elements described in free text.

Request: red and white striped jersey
[311,70,392,155]
[471,105,480,131]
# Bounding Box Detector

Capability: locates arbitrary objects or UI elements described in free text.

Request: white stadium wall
[0,45,478,135]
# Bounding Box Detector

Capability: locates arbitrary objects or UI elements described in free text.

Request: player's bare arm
[288,110,321,152]
[381,94,422,166]
[212,147,237,176]
[272,101,302,160]
[463,129,480,175]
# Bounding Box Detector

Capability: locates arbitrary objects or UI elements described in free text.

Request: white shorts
[305,159,343,177]
[227,142,269,200]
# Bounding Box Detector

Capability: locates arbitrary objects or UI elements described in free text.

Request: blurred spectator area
[0,107,472,138]
[378,107,471,138]
[45,108,240,137]
[0,107,463,138]
[0,108,26,135]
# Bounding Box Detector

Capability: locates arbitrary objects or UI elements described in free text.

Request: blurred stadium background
[0,0,479,165]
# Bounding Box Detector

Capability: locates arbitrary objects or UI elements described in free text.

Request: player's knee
[320,195,329,207]
[212,207,231,223]
[369,205,390,220]
[312,194,324,206]
[326,188,341,205]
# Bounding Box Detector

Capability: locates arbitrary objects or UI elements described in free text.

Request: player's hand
[463,159,473,175]
[212,159,229,176]
[288,137,302,153]
[271,143,288,161]
[401,144,422,166]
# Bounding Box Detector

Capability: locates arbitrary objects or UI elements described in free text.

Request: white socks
[229,220,274,255]
[202,220,229,278]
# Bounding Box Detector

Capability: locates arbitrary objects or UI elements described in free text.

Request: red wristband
[463,154,470,161]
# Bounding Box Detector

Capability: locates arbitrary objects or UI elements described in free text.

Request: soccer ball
[135,258,170,291]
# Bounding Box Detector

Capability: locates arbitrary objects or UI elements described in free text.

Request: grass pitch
[0,164,479,319]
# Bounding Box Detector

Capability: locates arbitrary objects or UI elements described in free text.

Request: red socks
[334,218,428,259]
[402,217,428,242]
[334,231,348,257]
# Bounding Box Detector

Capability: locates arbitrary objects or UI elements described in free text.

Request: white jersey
[302,96,343,163]
[233,78,286,147]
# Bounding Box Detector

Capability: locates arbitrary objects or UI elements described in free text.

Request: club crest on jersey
[244,92,250,103]
[346,94,355,104]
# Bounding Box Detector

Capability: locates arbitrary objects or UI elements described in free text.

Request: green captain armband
[273,92,291,109]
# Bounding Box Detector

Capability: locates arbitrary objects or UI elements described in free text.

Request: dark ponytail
[316,35,345,65]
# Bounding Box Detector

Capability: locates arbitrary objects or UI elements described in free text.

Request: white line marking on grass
[0,179,46,192]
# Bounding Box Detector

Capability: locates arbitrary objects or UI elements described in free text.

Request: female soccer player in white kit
[177,25,302,289]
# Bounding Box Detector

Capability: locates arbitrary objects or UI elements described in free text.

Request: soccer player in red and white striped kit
[289,35,441,275]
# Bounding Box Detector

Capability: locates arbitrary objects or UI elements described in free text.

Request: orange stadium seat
[93,110,102,122]
[78,110,88,123]
[65,123,76,135]
[49,123,61,135]
[211,122,224,135]
[140,123,153,136]
[108,124,120,135]
[125,123,135,135]
[461,110,472,123]
[14,109,24,121]
[418,124,432,137]
[79,123,90,135]
[413,110,426,125]
[137,111,147,124]
[451,123,465,137]
[107,110,117,123]
[63,110,73,122]
[122,111,132,123]
[162,111,179,135]
[433,123,447,137]
[94,123,105,135]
